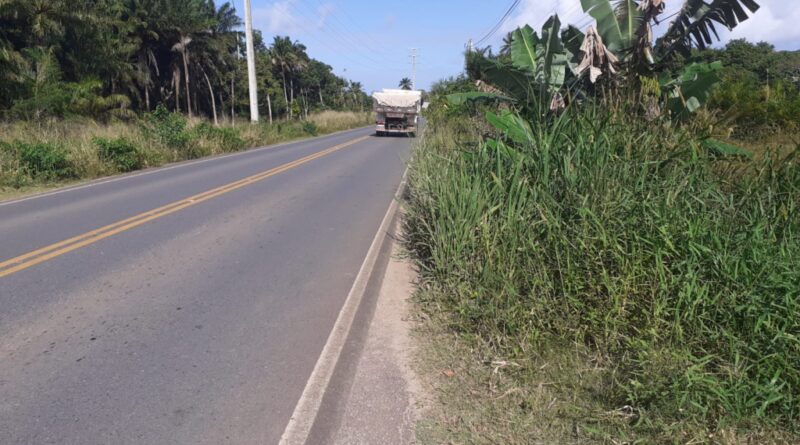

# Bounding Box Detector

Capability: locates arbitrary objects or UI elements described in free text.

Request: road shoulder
[301,208,425,445]
[328,236,423,445]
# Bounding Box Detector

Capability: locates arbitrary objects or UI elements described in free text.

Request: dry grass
[309,110,372,133]
[0,111,372,201]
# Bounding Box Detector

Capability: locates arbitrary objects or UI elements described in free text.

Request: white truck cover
[372,89,422,108]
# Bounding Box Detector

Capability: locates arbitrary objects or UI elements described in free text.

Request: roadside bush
[143,105,191,149]
[0,142,29,188]
[406,106,800,440]
[94,137,142,172]
[10,141,75,179]
[709,77,800,138]
[301,120,318,136]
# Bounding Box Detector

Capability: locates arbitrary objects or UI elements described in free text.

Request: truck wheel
[409,132,417,138]
[376,131,383,137]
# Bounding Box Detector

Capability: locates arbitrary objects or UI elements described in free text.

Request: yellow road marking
[0,135,370,278]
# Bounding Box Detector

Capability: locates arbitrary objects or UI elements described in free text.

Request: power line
[475,0,522,47]
[277,2,402,72]
[290,0,402,68]
[309,0,387,59]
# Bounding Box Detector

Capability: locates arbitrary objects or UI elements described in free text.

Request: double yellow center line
[0,135,369,279]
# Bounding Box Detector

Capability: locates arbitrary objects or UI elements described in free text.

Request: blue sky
[230,0,800,93]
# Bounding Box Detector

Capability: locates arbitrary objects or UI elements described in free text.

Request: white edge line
[0,125,372,208]
[278,168,408,445]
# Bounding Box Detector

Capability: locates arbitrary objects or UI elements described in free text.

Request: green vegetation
[94,137,144,172]
[410,105,799,443]
[407,1,800,443]
[691,39,800,139]
[0,0,375,199]
[0,110,371,198]
[399,77,413,90]
[0,0,370,122]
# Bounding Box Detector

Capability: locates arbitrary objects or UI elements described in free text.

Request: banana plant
[448,15,579,112]
[578,0,759,116]
[580,0,760,70]
[661,61,722,117]
[580,0,642,54]
[657,0,761,58]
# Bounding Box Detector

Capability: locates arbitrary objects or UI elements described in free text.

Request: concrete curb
[278,169,409,445]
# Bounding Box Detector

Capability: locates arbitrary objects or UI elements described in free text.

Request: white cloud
[722,1,800,49]
[654,0,800,49]
[499,0,800,50]
[253,0,331,35]
[316,3,335,29]
[500,0,591,37]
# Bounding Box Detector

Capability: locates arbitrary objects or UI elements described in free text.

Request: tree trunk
[231,76,235,122]
[174,67,181,112]
[301,88,308,119]
[145,86,150,111]
[280,67,289,117]
[318,82,324,107]
[202,69,218,126]
[289,78,295,120]
[181,48,192,118]
[266,92,273,124]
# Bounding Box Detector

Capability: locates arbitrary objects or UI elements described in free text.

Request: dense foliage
[409,84,800,444]
[0,0,370,122]
[691,39,800,137]
[406,0,800,442]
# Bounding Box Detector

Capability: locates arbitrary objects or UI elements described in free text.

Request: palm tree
[398,77,412,90]
[190,1,241,124]
[165,0,212,117]
[123,0,163,111]
[349,81,364,112]
[271,36,294,118]
[270,36,309,119]
[500,31,513,56]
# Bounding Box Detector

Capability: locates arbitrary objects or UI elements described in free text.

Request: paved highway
[0,127,411,444]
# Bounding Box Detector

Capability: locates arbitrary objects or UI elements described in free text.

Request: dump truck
[372,89,422,137]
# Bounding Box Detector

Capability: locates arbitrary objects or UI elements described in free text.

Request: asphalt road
[0,126,412,444]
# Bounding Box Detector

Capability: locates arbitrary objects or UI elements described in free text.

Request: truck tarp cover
[372,89,422,108]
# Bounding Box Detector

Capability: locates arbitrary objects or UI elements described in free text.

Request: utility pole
[244,0,259,122]
[410,48,417,90]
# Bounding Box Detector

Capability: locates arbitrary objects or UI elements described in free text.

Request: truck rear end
[372,89,422,137]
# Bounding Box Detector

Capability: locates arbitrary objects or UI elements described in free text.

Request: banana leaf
[446,91,515,106]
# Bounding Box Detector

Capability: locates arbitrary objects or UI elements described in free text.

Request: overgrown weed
[406,105,800,443]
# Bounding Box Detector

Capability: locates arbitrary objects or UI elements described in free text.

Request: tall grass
[406,105,800,441]
[0,110,372,196]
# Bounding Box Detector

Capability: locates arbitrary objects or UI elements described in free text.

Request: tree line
[0,0,370,123]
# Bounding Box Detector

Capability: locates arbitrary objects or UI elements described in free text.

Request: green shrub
[406,106,800,438]
[11,141,75,179]
[94,137,142,172]
[301,120,318,136]
[0,142,28,188]
[143,105,191,149]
